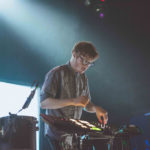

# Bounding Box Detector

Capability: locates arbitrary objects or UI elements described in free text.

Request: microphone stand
[16,81,39,114]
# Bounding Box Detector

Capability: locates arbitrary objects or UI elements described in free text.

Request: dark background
[0,0,150,149]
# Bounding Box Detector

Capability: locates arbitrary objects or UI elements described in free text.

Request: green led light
[119,129,123,133]
[91,127,102,131]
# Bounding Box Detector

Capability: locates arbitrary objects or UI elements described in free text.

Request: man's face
[74,54,95,74]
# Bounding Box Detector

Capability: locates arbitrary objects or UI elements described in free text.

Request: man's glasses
[79,56,95,67]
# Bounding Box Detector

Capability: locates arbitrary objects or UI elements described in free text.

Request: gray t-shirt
[40,62,91,139]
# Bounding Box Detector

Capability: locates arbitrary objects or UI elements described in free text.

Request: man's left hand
[95,106,108,125]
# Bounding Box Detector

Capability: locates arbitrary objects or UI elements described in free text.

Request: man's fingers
[103,114,108,125]
[97,116,102,124]
[99,118,103,124]
[98,115,108,125]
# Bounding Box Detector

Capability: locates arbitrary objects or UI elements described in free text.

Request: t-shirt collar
[66,61,80,75]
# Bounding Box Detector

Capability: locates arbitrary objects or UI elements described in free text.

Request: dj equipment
[40,114,141,150]
[40,114,115,150]
[40,114,113,135]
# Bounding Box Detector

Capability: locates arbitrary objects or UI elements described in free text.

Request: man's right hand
[73,96,90,107]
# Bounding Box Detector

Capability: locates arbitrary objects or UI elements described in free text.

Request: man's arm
[84,101,97,112]
[85,101,108,125]
[40,96,90,109]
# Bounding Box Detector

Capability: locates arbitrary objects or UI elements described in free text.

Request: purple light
[99,12,104,18]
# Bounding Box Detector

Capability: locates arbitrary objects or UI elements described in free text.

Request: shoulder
[46,64,68,77]
[51,64,68,73]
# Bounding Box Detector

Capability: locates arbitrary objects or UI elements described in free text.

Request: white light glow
[0,0,78,63]
[0,0,16,11]
[0,82,39,117]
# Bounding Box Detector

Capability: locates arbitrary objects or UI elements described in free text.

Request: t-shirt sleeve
[40,69,59,102]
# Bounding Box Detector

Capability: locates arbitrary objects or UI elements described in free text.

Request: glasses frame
[79,56,95,67]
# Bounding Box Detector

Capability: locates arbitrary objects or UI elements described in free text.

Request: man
[40,41,108,150]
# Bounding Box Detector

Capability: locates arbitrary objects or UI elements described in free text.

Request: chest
[59,72,86,97]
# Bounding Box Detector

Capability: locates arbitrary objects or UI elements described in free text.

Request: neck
[70,58,77,73]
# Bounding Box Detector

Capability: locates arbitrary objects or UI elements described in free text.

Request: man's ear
[72,51,76,58]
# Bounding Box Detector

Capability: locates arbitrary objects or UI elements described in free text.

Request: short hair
[72,41,99,60]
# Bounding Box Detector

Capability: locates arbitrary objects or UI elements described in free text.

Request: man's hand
[73,96,90,107]
[95,106,108,125]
